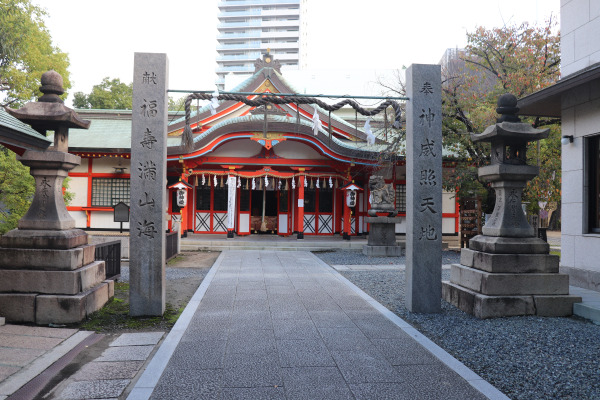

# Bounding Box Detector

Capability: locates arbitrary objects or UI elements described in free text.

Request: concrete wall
[561,0,600,77]
[560,0,600,289]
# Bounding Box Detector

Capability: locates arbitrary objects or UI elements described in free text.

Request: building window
[91,178,130,207]
[395,184,406,213]
[588,135,600,233]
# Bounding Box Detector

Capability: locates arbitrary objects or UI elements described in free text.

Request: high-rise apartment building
[216,0,306,89]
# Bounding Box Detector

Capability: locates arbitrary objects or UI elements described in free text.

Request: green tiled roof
[0,106,51,148]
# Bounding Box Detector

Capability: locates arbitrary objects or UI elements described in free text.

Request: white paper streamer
[265,175,269,187]
[237,176,241,188]
[252,177,256,190]
[304,176,307,187]
[365,117,376,145]
[316,178,320,189]
[311,108,321,136]
[213,175,217,187]
[209,88,219,115]
[202,174,205,185]
[278,180,282,190]
[329,176,333,188]
[292,178,296,189]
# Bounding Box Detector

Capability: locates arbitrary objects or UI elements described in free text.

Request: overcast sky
[33,0,559,106]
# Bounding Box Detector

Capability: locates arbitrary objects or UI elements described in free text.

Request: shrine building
[63,54,460,239]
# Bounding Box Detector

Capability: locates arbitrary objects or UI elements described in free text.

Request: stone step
[181,244,360,252]
[573,303,600,324]
[449,263,570,296]
[0,261,106,295]
[443,281,582,318]
[460,248,559,273]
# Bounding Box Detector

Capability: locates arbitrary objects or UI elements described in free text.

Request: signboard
[113,201,130,222]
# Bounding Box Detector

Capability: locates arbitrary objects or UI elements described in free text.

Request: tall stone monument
[130,53,168,316]
[442,94,582,318]
[0,71,112,324]
[405,64,443,313]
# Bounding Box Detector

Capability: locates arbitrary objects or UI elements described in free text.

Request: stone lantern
[0,71,112,324]
[442,94,581,318]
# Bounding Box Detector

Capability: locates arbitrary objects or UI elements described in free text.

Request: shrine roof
[0,106,52,153]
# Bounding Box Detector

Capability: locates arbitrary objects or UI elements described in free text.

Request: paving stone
[308,310,355,328]
[281,366,354,400]
[221,386,285,399]
[394,364,488,399]
[317,327,374,352]
[0,333,63,350]
[110,332,164,347]
[229,311,273,330]
[276,339,335,367]
[350,316,411,339]
[226,329,277,354]
[221,351,282,388]
[59,379,129,400]
[96,345,154,362]
[234,289,268,301]
[168,339,227,370]
[150,369,222,400]
[371,338,440,366]
[0,325,77,338]
[71,361,144,381]
[0,347,44,367]
[0,365,19,381]
[331,350,403,383]
[272,319,319,340]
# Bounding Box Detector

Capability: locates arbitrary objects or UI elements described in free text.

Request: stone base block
[534,295,582,317]
[0,228,88,250]
[0,261,105,295]
[468,235,549,254]
[0,293,37,323]
[0,244,96,271]
[443,281,581,318]
[460,248,559,273]
[362,244,403,257]
[104,279,115,299]
[36,282,110,325]
[443,281,535,318]
[0,316,4,326]
[450,264,569,296]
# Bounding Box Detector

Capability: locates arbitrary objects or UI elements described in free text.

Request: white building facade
[519,0,600,290]
[216,0,306,88]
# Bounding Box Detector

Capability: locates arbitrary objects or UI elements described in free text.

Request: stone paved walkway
[129,251,507,400]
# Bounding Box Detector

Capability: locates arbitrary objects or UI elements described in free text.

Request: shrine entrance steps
[181,234,370,252]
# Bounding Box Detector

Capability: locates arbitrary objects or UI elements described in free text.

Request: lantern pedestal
[363,216,404,256]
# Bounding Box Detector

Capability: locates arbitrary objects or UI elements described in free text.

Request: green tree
[0,0,71,107]
[73,77,133,110]
[0,146,34,234]
[74,77,186,111]
[441,19,561,211]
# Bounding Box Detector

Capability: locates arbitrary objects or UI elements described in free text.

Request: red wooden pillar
[297,173,305,239]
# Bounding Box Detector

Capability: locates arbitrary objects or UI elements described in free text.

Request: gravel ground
[314,249,600,400]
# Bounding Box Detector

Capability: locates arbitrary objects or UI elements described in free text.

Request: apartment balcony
[216,52,262,62]
[215,65,256,74]
[218,20,262,29]
[218,8,299,19]
[218,0,300,10]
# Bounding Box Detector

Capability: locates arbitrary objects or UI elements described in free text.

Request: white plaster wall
[561,0,600,76]
[560,81,600,271]
[93,157,127,173]
[71,158,88,173]
[91,212,130,230]
[71,211,87,229]
[69,177,88,207]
